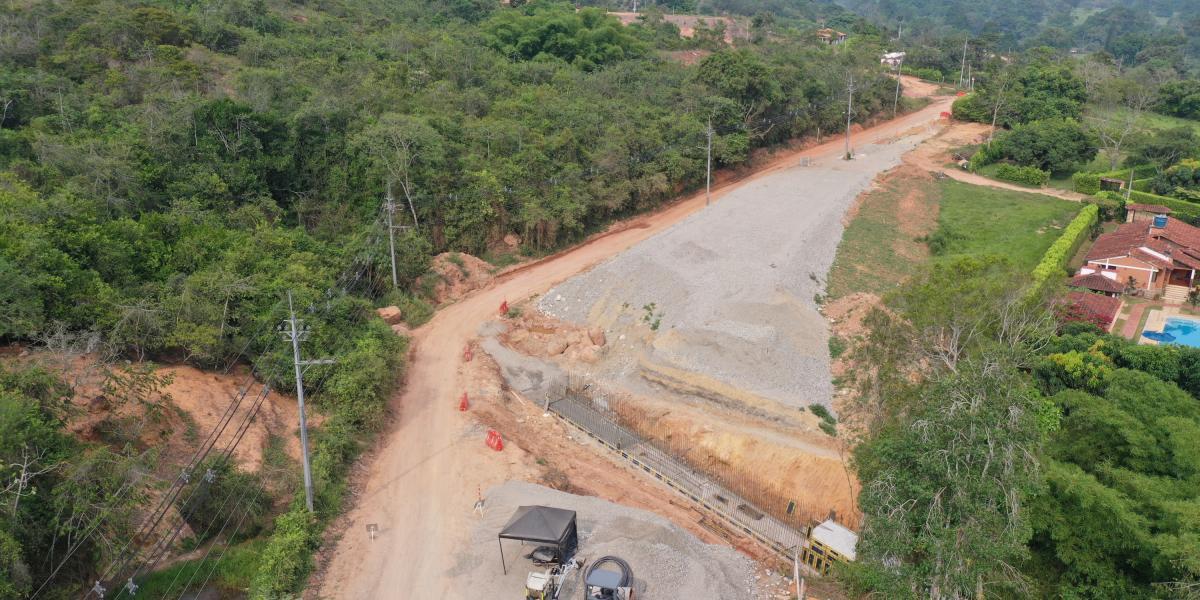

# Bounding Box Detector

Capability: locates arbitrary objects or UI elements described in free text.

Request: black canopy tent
[498,505,578,575]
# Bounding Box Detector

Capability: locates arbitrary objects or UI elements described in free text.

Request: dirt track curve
[315,84,954,599]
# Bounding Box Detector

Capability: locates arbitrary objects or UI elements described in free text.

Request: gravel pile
[539,132,935,408]
[451,481,762,599]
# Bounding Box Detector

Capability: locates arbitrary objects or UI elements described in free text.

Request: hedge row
[1097,165,1159,181]
[1072,172,1101,195]
[1031,204,1100,291]
[901,65,944,82]
[1122,189,1200,220]
[996,164,1050,186]
[248,319,408,599]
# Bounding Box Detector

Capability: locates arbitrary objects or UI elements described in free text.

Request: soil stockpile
[539,132,936,409]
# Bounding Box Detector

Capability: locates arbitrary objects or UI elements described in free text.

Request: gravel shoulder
[539,125,943,410]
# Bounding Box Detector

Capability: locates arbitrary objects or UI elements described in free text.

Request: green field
[933,180,1081,268]
[827,178,1081,300]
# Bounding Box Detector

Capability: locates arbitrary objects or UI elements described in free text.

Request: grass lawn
[931,180,1081,270]
[133,538,265,598]
[827,176,1081,300]
[826,169,938,300]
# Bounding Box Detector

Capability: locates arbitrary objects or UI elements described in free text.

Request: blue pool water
[1153,317,1200,347]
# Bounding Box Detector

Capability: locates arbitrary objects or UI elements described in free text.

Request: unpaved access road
[316,90,954,599]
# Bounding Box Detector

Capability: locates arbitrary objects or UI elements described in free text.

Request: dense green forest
[838,0,1199,72]
[845,257,1200,598]
[0,0,913,596]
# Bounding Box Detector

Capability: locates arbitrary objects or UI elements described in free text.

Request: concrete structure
[881,51,906,67]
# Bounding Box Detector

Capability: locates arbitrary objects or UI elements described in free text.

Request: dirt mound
[501,309,607,364]
[429,252,495,304]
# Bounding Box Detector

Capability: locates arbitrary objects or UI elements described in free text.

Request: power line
[281,291,334,513]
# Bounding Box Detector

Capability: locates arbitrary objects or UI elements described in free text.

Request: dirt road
[316,93,954,599]
[905,120,1090,202]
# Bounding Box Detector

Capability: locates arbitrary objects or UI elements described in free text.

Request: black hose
[584,555,632,595]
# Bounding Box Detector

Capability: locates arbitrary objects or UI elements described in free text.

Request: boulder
[376,306,404,325]
[546,339,568,356]
[588,327,606,347]
[578,346,600,363]
[503,233,521,248]
[88,395,110,413]
[390,323,411,337]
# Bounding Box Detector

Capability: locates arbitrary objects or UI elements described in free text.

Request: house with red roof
[1079,207,1200,303]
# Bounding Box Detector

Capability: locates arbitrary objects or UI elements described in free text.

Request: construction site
[308,78,955,599]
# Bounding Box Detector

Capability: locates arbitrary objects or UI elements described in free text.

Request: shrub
[901,65,943,82]
[919,226,964,255]
[828,335,847,359]
[1085,192,1124,222]
[952,93,991,123]
[968,145,1000,172]
[248,508,319,599]
[809,403,837,426]
[1031,204,1099,292]
[1072,172,1101,195]
[818,421,838,437]
[991,118,1098,172]
[995,164,1050,186]
[177,457,270,544]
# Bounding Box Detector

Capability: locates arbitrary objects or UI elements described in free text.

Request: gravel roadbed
[539,130,935,409]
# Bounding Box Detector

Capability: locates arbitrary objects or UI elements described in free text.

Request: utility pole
[705,119,713,206]
[382,182,413,290]
[892,54,904,118]
[844,74,855,160]
[383,182,398,289]
[282,292,334,513]
[959,38,969,88]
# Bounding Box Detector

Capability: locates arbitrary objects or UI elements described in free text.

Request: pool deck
[1136,306,1200,345]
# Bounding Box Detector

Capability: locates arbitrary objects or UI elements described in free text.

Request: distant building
[881,51,906,67]
[816,27,847,45]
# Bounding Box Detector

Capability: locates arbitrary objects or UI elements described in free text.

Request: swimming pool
[1147,317,1200,348]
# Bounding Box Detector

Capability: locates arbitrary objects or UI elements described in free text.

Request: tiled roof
[1066,291,1122,323]
[1069,272,1124,293]
[1084,218,1200,270]
[1086,222,1156,262]
[1126,203,1172,214]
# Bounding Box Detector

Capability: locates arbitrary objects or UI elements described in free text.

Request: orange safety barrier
[485,429,504,451]
[499,300,509,315]
[459,392,469,412]
[940,111,952,119]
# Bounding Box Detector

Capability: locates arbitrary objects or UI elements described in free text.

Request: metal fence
[546,392,812,558]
